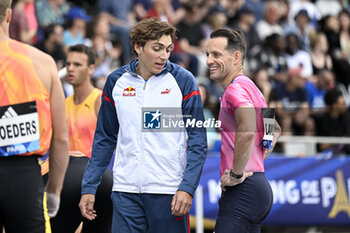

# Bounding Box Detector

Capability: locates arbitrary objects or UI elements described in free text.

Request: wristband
[230,169,243,179]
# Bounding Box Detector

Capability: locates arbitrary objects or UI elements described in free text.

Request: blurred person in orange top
[49,44,113,233]
[0,0,69,232]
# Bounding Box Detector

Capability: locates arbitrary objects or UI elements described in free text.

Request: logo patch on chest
[161,88,171,94]
[123,86,136,97]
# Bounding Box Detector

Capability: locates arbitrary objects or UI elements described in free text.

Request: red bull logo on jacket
[123,86,136,97]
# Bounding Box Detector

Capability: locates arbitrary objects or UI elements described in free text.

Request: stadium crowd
[10,0,350,155]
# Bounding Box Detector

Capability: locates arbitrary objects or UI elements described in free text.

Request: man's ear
[88,64,95,77]
[233,51,242,65]
[134,43,142,56]
[6,9,11,23]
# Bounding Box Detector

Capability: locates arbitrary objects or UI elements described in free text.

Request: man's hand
[171,191,192,216]
[79,194,97,220]
[220,169,253,191]
[46,192,60,217]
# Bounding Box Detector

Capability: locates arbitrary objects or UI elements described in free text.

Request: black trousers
[49,156,113,233]
[0,156,46,233]
[215,172,273,233]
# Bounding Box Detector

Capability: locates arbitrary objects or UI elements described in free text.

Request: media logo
[143,110,161,129]
[142,108,221,132]
[123,86,136,97]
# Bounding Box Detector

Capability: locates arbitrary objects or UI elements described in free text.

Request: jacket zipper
[139,78,147,192]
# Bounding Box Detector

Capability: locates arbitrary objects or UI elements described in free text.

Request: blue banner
[190,153,350,226]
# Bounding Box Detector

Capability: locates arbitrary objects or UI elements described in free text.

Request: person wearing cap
[285,8,315,52]
[62,6,91,54]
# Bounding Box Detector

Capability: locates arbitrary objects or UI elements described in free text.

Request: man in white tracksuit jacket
[79,18,207,233]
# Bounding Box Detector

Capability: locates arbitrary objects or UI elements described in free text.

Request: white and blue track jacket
[82,59,207,196]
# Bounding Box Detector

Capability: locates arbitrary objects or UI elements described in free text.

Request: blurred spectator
[318,88,350,155]
[244,0,264,22]
[133,0,153,21]
[34,24,66,70]
[146,0,175,23]
[98,0,134,25]
[285,9,315,52]
[203,5,228,39]
[288,0,321,29]
[270,67,315,136]
[285,33,313,80]
[256,1,283,41]
[232,5,260,50]
[24,0,38,43]
[309,32,333,76]
[176,2,208,77]
[9,0,37,44]
[35,0,70,28]
[321,14,350,87]
[275,0,289,26]
[248,33,288,83]
[251,68,272,103]
[194,0,219,24]
[321,14,340,52]
[305,69,335,130]
[98,0,133,64]
[146,0,188,25]
[84,14,122,89]
[221,0,245,27]
[63,6,91,53]
[339,10,350,61]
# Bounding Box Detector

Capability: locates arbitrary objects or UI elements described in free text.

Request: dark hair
[339,9,350,34]
[210,28,247,63]
[44,24,61,40]
[0,0,11,23]
[339,9,350,18]
[264,33,281,48]
[324,88,343,106]
[68,44,95,65]
[130,18,177,56]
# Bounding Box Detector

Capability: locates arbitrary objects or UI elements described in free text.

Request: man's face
[206,37,235,82]
[333,95,347,114]
[74,18,86,32]
[135,35,173,79]
[286,35,298,54]
[296,14,309,27]
[66,52,93,86]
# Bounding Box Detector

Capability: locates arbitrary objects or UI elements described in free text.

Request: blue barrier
[190,152,350,226]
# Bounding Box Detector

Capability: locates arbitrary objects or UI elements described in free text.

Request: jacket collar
[125,59,171,78]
